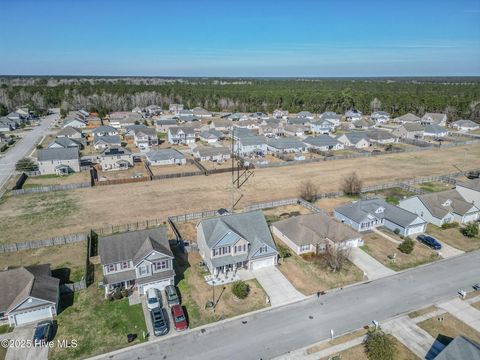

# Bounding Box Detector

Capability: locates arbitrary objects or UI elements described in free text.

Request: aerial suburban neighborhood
[1,1,480,360]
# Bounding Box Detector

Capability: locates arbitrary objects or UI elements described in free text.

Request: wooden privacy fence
[0,233,88,253]
[11,182,91,196]
[95,176,149,186]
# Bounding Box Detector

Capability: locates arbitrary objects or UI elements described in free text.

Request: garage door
[407,225,425,236]
[13,307,52,326]
[250,257,275,271]
[140,279,172,295]
[464,214,478,223]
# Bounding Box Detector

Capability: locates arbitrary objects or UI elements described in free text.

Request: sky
[0,0,479,77]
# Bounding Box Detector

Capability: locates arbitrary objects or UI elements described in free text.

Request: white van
[146,288,161,311]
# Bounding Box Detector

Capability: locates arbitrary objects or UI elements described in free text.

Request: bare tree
[341,172,363,196]
[321,246,351,272]
[370,97,382,112]
[298,180,318,203]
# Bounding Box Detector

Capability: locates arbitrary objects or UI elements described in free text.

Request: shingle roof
[57,126,82,137]
[338,132,370,144]
[49,137,83,148]
[94,135,121,145]
[156,119,177,126]
[267,137,305,150]
[434,336,480,360]
[240,136,267,146]
[451,119,478,128]
[394,113,421,122]
[193,146,230,157]
[457,178,480,192]
[93,125,118,134]
[101,146,131,156]
[320,112,341,121]
[424,124,448,135]
[403,123,425,132]
[37,147,79,161]
[366,130,397,141]
[303,135,341,147]
[146,149,185,162]
[417,189,478,218]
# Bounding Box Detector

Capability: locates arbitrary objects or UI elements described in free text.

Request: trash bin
[127,333,136,343]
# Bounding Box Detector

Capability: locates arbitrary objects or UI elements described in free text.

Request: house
[48,137,84,150]
[0,118,15,131]
[199,129,224,143]
[392,123,425,139]
[335,198,427,236]
[145,105,163,117]
[345,109,363,121]
[393,113,421,123]
[99,228,175,296]
[233,119,260,130]
[258,123,285,138]
[99,146,133,171]
[271,214,364,255]
[178,115,199,123]
[399,190,479,226]
[37,148,80,175]
[109,112,143,129]
[249,112,269,120]
[421,113,447,126]
[370,111,390,124]
[145,149,186,166]
[155,118,178,133]
[434,336,480,360]
[287,117,311,126]
[169,103,184,115]
[284,124,308,137]
[310,119,336,134]
[0,265,59,326]
[235,135,267,156]
[336,132,371,148]
[228,113,249,122]
[196,211,278,275]
[353,118,375,129]
[366,130,398,144]
[319,112,341,126]
[423,124,448,138]
[93,135,122,150]
[56,126,83,139]
[192,107,212,118]
[167,126,196,144]
[296,111,314,120]
[131,106,144,114]
[273,109,289,119]
[267,137,307,153]
[210,119,233,132]
[456,179,480,207]
[450,119,479,132]
[303,135,344,151]
[93,125,119,137]
[192,146,231,162]
[125,125,158,150]
[63,118,87,128]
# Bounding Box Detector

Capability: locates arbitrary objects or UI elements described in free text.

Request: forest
[0,77,479,121]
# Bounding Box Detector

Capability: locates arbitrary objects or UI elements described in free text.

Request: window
[154,260,168,271]
[121,262,130,270]
[300,245,310,252]
[138,266,148,276]
[106,264,115,273]
[259,245,268,254]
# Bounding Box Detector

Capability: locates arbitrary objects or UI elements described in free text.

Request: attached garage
[463,213,479,224]
[406,224,426,236]
[139,278,174,295]
[11,306,53,326]
[250,256,276,271]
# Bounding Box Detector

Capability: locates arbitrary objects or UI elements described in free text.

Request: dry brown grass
[315,196,358,213]
[98,163,148,180]
[149,163,199,175]
[426,224,480,252]
[24,172,91,186]
[472,301,480,311]
[408,305,440,319]
[307,328,368,354]
[1,144,479,243]
[417,313,480,346]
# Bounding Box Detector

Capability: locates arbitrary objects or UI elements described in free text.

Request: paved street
[349,247,395,280]
[0,113,58,192]
[90,250,480,360]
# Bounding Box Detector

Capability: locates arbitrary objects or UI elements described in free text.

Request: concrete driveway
[250,266,305,306]
[350,247,395,280]
[434,240,464,259]
[4,325,48,360]
[438,298,480,332]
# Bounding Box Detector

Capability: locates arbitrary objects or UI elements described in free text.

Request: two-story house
[99,228,175,297]
[99,146,134,171]
[37,148,80,175]
[92,125,119,137]
[310,119,336,134]
[125,125,158,151]
[167,126,196,144]
[196,211,278,275]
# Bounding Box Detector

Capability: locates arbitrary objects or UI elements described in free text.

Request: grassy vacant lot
[50,273,147,360]
[175,250,268,328]
[415,181,453,193]
[24,172,91,188]
[0,242,86,282]
[275,240,363,295]
[319,335,418,360]
[149,163,200,176]
[364,187,416,205]
[427,224,480,251]
[361,233,439,271]
[1,144,479,243]
[417,313,480,347]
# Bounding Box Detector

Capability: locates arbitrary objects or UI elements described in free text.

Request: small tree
[298,179,318,203]
[277,243,292,260]
[232,280,249,299]
[341,172,363,196]
[364,327,396,360]
[321,246,351,272]
[15,158,36,172]
[462,223,479,238]
[398,238,415,254]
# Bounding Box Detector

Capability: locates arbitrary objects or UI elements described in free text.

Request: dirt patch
[24,172,91,187]
[149,163,200,176]
[415,181,454,193]
[315,196,358,213]
[426,224,480,252]
[98,163,148,180]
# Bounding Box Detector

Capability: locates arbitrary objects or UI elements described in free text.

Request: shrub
[364,328,396,360]
[277,243,292,259]
[15,158,36,171]
[398,238,415,254]
[298,179,318,203]
[393,228,400,235]
[113,288,123,300]
[341,172,363,196]
[461,223,479,238]
[442,222,459,229]
[231,280,250,299]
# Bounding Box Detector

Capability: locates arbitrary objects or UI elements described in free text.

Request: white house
[37,148,80,175]
[456,179,480,208]
[192,146,231,162]
[303,135,344,151]
[370,111,390,124]
[146,149,186,166]
[235,135,267,156]
[450,120,479,132]
[99,146,134,171]
[345,109,363,121]
[336,132,371,148]
[167,126,196,144]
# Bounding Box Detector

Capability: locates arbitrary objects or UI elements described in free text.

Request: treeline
[0,78,479,120]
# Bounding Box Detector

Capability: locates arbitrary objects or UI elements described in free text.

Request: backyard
[97,163,149,180]
[414,181,453,193]
[23,172,91,188]
[175,250,269,328]
[363,187,416,205]
[315,196,357,213]
[426,224,480,252]
[275,240,364,295]
[360,232,439,271]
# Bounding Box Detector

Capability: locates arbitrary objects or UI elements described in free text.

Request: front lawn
[426,224,480,251]
[175,250,268,328]
[0,324,13,335]
[275,240,363,295]
[417,313,480,347]
[49,274,147,360]
[361,232,439,271]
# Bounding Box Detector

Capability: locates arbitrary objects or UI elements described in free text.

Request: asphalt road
[92,250,480,360]
[0,113,58,191]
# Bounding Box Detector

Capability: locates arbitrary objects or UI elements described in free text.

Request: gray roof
[457,178,480,192]
[371,111,390,117]
[0,265,59,313]
[422,113,446,123]
[101,146,132,157]
[200,129,224,140]
[287,117,310,125]
[194,146,230,157]
[451,119,478,128]
[434,336,480,360]
[320,112,341,121]
[267,137,305,150]
[366,130,397,141]
[199,211,278,262]
[156,119,177,126]
[94,135,122,145]
[93,125,118,134]
[417,189,478,218]
[49,137,83,149]
[57,126,82,137]
[353,118,375,128]
[338,132,370,144]
[37,147,79,161]
[273,214,361,246]
[424,124,448,135]
[395,113,421,122]
[297,111,313,118]
[403,122,425,132]
[336,198,425,228]
[239,136,267,146]
[146,149,185,162]
[99,228,173,266]
[169,126,195,136]
[303,135,341,147]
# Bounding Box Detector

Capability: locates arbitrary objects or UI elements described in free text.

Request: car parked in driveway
[171,305,188,331]
[33,320,54,346]
[150,307,169,336]
[165,285,180,307]
[417,234,442,250]
[147,288,162,311]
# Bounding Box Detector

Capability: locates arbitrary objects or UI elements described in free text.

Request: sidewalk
[438,298,480,332]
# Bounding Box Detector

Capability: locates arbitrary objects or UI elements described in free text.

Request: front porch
[104,279,136,297]
[204,261,251,285]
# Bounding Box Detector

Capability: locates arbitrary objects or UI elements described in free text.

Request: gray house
[156,118,177,133]
[303,135,344,151]
[271,214,363,255]
[99,228,175,296]
[93,125,118,137]
[192,146,231,162]
[48,137,84,150]
[146,149,186,166]
[99,146,133,171]
[56,126,83,139]
[37,148,80,175]
[336,132,371,148]
[197,211,278,275]
[335,198,427,236]
[93,135,122,150]
[0,265,59,326]
[267,137,307,153]
[434,336,480,360]
[393,113,421,123]
[392,123,425,139]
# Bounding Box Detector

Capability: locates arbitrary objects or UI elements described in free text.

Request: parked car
[165,285,180,307]
[33,320,54,346]
[474,283,480,291]
[171,305,188,331]
[147,288,161,311]
[417,235,442,250]
[150,307,169,336]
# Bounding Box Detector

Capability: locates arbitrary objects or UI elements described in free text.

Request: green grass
[157,132,166,139]
[0,324,13,335]
[417,181,453,193]
[265,214,282,224]
[364,187,415,205]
